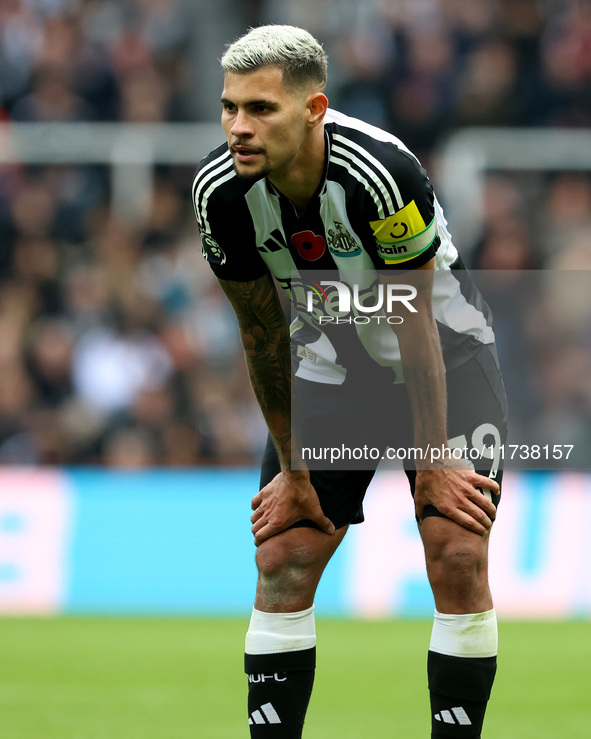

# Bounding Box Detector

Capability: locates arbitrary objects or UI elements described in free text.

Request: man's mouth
[232,144,263,163]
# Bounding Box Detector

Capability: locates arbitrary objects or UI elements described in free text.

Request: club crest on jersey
[327,221,361,258]
[201,232,226,265]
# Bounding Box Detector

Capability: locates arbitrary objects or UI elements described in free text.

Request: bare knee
[256,535,317,582]
[426,535,487,581]
[255,534,323,611]
[422,521,490,607]
[254,526,348,612]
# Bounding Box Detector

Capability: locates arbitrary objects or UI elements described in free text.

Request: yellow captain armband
[370,200,438,264]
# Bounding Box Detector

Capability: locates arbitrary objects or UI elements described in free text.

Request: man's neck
[268,126,326,215]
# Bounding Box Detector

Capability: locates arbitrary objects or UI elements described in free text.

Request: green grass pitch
[0,617,589,738]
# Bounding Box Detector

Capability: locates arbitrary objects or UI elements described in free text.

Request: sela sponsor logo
[304,279,417,325]
[377,242,408,260]
[201,232,226,265]
[370,200,437,264]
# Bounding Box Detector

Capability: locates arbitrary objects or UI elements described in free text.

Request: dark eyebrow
[221,97,278,108]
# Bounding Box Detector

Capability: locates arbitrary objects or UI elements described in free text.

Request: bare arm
[218,272,294,468]
[218,273,334,544]
[381,260,499,534]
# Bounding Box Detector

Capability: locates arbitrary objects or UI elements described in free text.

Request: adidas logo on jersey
[257,229,286,254]
[434,706,472,726]
[249,702,281,725]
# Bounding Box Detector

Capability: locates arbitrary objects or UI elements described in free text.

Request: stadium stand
[0,0,590,466]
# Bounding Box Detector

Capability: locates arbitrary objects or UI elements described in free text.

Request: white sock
[245,606,316,655]
[429,608,498,658]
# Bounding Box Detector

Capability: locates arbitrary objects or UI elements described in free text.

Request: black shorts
[260,345,508,530]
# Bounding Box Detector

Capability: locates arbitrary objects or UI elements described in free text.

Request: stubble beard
[231,150,272,184]
[233,161,272,184]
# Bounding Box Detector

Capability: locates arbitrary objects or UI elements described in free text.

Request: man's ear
[307,92,328,127]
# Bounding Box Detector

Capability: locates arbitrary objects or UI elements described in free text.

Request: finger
[455,490,495,524]
[468,488,497,519]
[465,488,497,524]
[253,521,288,547]
[303,499,336,535]
[418,500,490,535]
[448,509,489,536]
[250,505,266,524]
[414,497,426,523]
[436,491,494,531]
[312,513,335,536]
[468,504,495,530]
[253,523,273,546]
[251,514,269,535]
[473,474,500,495]
[251,491,263,511]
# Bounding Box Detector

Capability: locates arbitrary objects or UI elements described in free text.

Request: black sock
[245,648,316,738]
[428,651,497,738]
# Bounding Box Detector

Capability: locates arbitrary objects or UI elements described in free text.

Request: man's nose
[231,110,254,138]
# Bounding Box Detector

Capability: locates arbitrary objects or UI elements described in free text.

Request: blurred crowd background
[0,0,590,467]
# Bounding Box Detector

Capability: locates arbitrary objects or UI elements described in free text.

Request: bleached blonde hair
[221,25,327,91]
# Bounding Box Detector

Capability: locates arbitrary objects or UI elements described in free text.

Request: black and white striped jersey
[192,109,495,384]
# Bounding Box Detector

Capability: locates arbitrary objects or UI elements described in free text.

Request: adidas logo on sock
[434,707,472,726]
[249,702,281,725]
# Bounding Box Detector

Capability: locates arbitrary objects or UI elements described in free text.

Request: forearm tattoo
[219,274,293,465]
